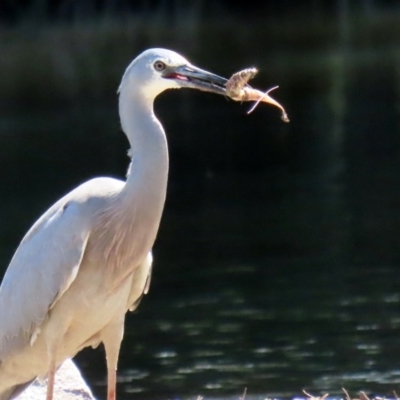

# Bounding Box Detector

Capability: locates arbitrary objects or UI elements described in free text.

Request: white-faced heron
[0,48,231,400]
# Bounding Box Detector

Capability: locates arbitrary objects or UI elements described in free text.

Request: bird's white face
[119,48,228,101]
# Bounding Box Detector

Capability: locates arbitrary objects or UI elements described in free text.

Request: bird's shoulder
[52,176,125,211]
[25,177,125,238]
[65,177,125,203]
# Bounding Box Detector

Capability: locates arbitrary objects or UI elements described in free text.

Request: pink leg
[107,368,117,400]
[46,357,56,400]
[102,317,124,400]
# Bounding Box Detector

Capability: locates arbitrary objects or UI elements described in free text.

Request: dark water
[1,48,400,400]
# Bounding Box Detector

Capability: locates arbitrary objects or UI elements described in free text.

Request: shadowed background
[1,1,400,399]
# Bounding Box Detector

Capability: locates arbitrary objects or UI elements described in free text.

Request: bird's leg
[44,316,70,400]
[107,364,117,400]
[45,345,57,400]
[101,317,125,400]
[46,361,56,400]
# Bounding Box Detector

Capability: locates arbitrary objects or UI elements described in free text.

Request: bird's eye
[154,61,166,71]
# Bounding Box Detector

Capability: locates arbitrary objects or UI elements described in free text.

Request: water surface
[1,47,400,400]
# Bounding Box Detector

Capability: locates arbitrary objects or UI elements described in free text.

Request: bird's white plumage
[0,178,125,361]
[0,48,228,400]
[119,48,189,100]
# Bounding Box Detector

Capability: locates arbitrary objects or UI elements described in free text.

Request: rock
[16,360,95,400]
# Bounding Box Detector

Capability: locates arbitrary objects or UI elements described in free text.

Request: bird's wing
[0,200,90,361]
[127,252,153,312]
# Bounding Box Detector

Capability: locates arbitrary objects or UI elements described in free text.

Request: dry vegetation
[195,389,400,400]
[302,389,400,400]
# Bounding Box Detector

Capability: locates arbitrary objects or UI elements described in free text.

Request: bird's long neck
[105,89,168,281]
[119,90,169,203]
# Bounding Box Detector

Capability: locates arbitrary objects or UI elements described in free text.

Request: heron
[0,48,230,400]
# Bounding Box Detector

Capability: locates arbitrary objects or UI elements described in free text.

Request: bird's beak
[163,64,228,96]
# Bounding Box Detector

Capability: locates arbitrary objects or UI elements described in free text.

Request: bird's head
[118,48,228,100]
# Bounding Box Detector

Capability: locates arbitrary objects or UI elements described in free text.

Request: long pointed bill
[163,64,228,96]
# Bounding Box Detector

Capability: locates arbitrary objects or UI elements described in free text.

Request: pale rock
[16,360,95,400]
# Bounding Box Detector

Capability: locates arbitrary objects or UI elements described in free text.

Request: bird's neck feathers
[118,88,169,195]
[102,88,169,278]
